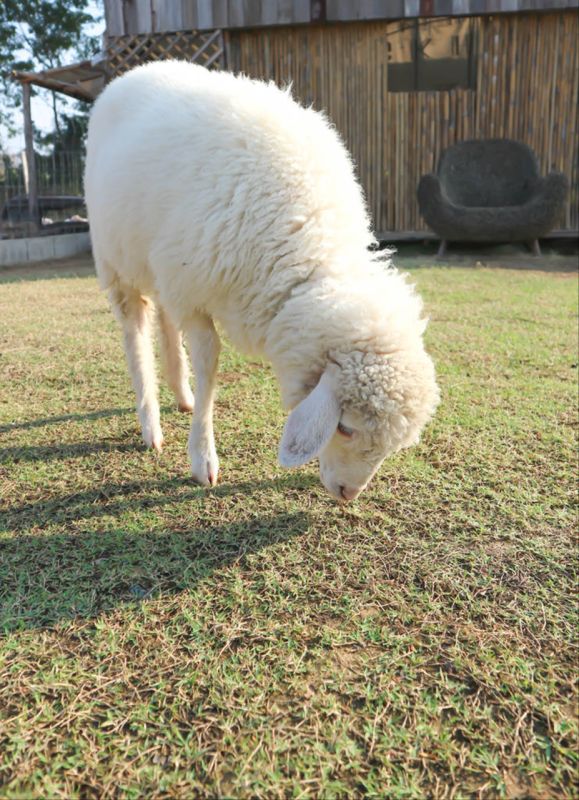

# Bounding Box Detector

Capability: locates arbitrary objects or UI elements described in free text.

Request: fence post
[22,81,39,233]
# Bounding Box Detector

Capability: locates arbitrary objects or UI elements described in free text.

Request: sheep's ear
[278,370,340,468]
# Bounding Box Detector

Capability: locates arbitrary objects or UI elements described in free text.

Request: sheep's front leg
[186,313,221,486]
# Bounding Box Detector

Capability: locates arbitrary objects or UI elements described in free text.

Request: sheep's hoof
[177,389,195,413]
[190,453,219,487]
[207,464,218,486]
[144,433,164,452]
[142,425,164,452]
[191,470,217,487]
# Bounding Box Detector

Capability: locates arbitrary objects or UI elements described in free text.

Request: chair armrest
[525,172,569,209]
[517,172,569,235]
[417,173,462,238]
[417,174,444,211]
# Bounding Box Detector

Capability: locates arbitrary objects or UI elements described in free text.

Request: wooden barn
[17,0,579,239]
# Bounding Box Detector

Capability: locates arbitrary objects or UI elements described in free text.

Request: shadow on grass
[0,441,142,464]
[0,480,308,633]
[0,407,134,435]
[0,258,95,284]
[393,241,579,273]
[2,473,318,535]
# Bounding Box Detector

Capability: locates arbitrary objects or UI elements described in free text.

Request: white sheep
[84,61,439,501]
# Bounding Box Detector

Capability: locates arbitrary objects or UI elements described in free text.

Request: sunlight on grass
[0,259,577,798]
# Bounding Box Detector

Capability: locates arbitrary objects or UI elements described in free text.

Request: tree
[0,0,101,147]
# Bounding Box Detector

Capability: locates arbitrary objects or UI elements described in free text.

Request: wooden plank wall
[104,0,579,35]
[227,12,578,234]
[327,0,579,22]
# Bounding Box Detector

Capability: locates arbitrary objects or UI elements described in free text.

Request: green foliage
[0,253,577,798]
[0,0,100,146]
[2,0,96,71]
[35,108,89,151]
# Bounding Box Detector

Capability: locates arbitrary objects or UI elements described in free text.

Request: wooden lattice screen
[106,29,225,78]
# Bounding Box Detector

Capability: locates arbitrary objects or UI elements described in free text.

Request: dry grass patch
[0,258,577,798]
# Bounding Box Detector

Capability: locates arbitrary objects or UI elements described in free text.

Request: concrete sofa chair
[417,139,568,257]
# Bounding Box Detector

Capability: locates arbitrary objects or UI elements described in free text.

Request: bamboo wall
[227,12,578,235]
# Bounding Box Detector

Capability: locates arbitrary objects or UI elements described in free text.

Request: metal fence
[0,149,86,237]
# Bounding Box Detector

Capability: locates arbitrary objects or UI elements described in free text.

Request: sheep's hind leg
[157,306,195,413]
[185,312,221,486]
[110,283,163,451]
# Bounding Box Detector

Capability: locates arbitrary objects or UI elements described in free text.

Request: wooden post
[22,81,39,231]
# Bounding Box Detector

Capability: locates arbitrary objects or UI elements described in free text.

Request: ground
[0,248,577,799]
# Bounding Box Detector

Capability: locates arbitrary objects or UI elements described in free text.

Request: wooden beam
[376,229,578,242]
[22,82,39,232]
[14,73,97,102]
[376,230,438,242]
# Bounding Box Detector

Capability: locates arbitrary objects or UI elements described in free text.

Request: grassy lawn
[0,256,577,798]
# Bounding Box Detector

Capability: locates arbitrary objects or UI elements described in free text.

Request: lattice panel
[106,29,224,78]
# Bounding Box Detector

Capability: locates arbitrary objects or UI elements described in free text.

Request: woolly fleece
[85,61,439,497]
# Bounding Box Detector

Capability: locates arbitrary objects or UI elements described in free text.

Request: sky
[1,1,105,154]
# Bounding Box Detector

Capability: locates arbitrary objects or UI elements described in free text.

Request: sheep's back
[85,61,373,350]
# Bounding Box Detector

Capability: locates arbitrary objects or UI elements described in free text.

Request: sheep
[84,61,439,502]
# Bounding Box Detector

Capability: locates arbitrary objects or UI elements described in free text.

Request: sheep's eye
[337,421,354,438]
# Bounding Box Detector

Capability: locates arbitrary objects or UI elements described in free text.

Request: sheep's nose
[339,485,361,502]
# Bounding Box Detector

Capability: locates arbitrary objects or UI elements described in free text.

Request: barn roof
[12,57,107,102]
[12,1,578,102]
[104,0,579,36]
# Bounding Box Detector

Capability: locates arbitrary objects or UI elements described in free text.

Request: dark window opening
[388,18,477,93]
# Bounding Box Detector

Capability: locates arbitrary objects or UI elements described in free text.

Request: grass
[0,255,577,798]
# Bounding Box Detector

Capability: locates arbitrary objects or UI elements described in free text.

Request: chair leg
[437,240,447,258]
[531,239,542,257]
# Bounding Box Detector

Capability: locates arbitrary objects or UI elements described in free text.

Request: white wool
[85,61,439,500]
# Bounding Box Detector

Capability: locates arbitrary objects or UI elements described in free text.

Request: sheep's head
[278,349,439,501]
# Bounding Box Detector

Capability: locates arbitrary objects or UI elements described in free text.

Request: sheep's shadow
[2,474,318,535]
[0,507,310,633]
[0,440,141,464]
[0,407,133,435]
